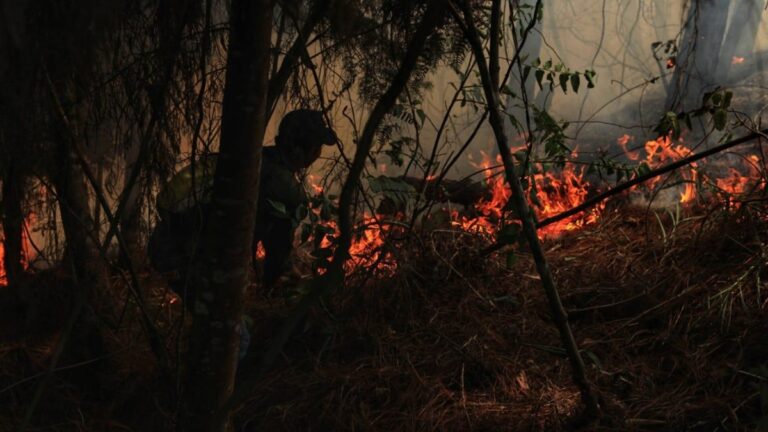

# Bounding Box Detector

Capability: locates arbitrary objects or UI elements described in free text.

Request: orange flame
[453,152,602,239]
[313,215,397,276]
[641,136,698,203]
[617,134,640,161]
[732,56,745,65]
[713,155,765,206]
[0,212,37,286]
[255,242,266,260]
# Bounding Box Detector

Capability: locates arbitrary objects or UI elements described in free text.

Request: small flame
[666,57,676,69]
[0,212,37,286]
[640,136,698,203]
[255,242,266,260]
[732,56,745,65]
[713,155,765,206]
[617,134,640,161]
[312,215,397,276]
[307,174,324,195]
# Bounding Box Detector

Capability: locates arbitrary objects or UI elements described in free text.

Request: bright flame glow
[452,152,603,239]
[641,136,698,203]
[0,213,37,286]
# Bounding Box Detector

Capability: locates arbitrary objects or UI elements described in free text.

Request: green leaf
[570,74,580,93]
[584,350,602,370]
[512,150,528,163]
[497,223,521,246]
[300,223,312,244]
[267,199,289,219]
[416,109,426,126]
[502,85,517,98]
[559,73,569,94]
[312,247,334,259]
[316,224,336,235]
[714,109,727,130]
[505,251,517,269]
[723,91,733,108]
[535,69,545,90]
[320,202,332,220]
[637,162,651,177]
[522,65,532,84]
[584,69,597,88]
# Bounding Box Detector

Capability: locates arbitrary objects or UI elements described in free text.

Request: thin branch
[538,128,768,229]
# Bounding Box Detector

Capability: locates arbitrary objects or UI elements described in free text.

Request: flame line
[538,129,768,229]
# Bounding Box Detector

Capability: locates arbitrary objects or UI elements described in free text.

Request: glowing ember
[307,174,325,195]
[255,242,266,260]
[732,56,745,65]
[666,57,676,69]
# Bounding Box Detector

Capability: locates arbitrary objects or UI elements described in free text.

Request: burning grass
[3,136,768,430]
[234,201,768,431]
[1,199,767,430]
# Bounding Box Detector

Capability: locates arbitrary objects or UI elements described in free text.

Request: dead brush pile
[239,202,768,431]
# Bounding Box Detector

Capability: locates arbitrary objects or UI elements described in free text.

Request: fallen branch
[538,128,768,229]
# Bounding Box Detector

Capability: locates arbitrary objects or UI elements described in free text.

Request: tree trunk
[183,0,272,430]
[717,0,766,82]
[52,130,105,302]
[456,0,600,419]
[119,140,145,271]
[2,159,25,286]
[49,125,110,383]
[666,0,731,112]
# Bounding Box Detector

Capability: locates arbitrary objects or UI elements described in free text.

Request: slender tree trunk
[454,0,600,418]
[119,140,145,270]
[50,125,109,374]
[52,130,105,302]
[332,0,446,271]
[183,0,272,430]
[717,0,766,82]
[667,0,731,112]
[2,159,25,286]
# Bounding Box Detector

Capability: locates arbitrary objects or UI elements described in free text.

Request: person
[148,109,335,359]
[253,109,336,287]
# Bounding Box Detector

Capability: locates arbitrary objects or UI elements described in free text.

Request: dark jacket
[148,146,307,289]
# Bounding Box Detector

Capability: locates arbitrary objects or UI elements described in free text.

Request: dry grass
[1,200,767,431]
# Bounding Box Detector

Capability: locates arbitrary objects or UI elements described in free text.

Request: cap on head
[276,109,336,150]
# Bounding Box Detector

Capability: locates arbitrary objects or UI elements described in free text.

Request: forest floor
[1,200,767,431]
